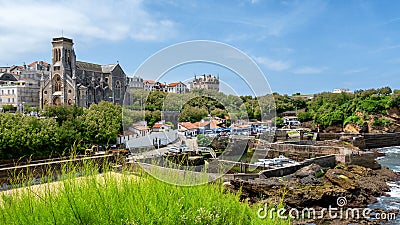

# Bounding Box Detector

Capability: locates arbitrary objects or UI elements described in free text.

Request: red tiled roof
[153,123,163,128]
[179,122,198,130]
[133,125,150,131]
[143,80,156,84]
[28,61,50,67]
[167,82,180,87]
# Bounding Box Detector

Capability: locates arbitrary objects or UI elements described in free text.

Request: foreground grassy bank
[0,162,288,225]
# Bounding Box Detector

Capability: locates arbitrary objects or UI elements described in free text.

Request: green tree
[210,108,228,118]
[196,134,212,147]
[145,91,167,111]
[179,106,208,122]
[145,110,161,127]
[272,116,284,127]
[2,104,14,112]
[43,104,83,125]
[297,111,312,122]
[377,86,392,96]
[81,101,122,144]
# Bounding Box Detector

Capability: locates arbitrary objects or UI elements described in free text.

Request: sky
[0,0,400,95]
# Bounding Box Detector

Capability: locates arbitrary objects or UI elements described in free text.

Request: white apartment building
[166,82,187,94]
[0,79,40,111]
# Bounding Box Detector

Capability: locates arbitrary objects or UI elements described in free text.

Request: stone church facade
[40,37,127,108]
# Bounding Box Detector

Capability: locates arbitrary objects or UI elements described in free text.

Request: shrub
[372,118,392,127]
[343,115,365,126]
[197,134,212,147]
[297,112,312,122]
[272,116,284,127]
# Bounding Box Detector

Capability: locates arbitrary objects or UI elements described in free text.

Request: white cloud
[0,0,176,62]
[250,0,260,4]
[343,68,366,74]
[292,66,326,74]
[252,56,290,71]
[372,45,400,53]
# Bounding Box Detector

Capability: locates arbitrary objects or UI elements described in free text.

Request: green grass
[0,160,289,225]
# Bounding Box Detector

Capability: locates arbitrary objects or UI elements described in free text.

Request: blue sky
[0,0,399,95]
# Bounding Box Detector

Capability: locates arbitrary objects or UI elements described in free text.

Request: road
[127,135,201,161]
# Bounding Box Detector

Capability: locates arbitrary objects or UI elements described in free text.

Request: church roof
[76,61,118,73]
[101,64,118,73]
[76,61,102,72]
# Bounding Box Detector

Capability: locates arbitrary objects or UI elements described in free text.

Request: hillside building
[189,74,219,91]
[166,81,188,94]
[127,76,143,90]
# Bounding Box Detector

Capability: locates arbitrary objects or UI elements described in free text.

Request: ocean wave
[387,182,400,198]
[378,146,400,154]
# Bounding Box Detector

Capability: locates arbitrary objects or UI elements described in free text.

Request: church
[40,37,127,108]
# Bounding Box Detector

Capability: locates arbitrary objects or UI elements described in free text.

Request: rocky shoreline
[227,162,399,224]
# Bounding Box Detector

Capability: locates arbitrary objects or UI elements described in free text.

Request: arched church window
[115,80,121,100]
[67,50,71,64]
[58,49,61,62]
[54,75,62,92]
[55,49,59,61]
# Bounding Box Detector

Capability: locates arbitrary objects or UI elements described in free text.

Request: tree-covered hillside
[293,87,400,132]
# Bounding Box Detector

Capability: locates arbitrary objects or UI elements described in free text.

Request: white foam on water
[376,156,385,160]
[386,182,400,198]
[378,146,400,154]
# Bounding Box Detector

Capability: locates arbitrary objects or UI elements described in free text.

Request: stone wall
[259,155,336,178]
[315,132,400,149]
[268,143,345,155]
[361,133,400,149]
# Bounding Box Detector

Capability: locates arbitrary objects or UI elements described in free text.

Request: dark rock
[294,163,323,178]
[282,174,295,181]
[299,175,323,185]
[228,162,399,224]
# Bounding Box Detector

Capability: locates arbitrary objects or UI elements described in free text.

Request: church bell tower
[50,37,76,105]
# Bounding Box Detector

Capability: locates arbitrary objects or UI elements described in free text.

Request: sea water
[368,146,400,224]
